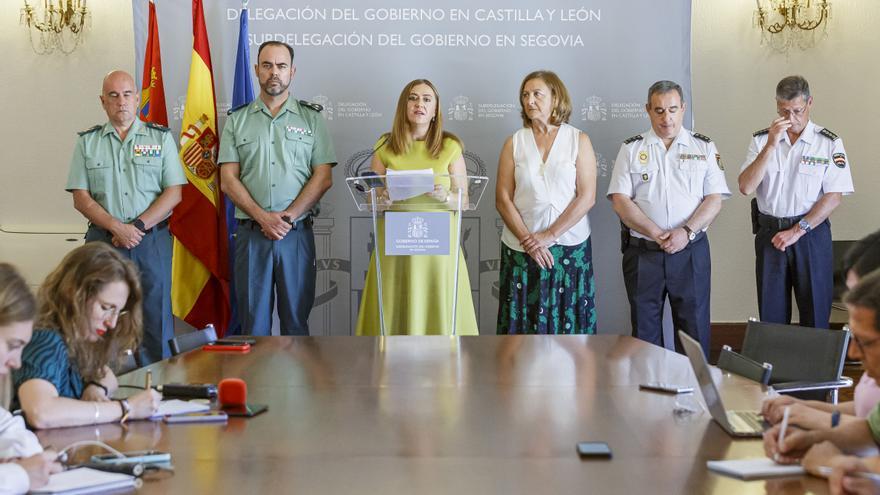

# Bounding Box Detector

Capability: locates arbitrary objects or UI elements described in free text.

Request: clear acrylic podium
[346,173,489,336]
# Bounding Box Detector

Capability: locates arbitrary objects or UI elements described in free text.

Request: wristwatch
[118,399,131,424]
[797,219,812,233]
[682,224,697,242]
[132,218,147,233]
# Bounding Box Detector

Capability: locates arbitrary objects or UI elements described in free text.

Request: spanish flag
[138,0,166,126]
[170,0,230,336]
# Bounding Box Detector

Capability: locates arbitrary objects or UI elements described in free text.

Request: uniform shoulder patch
[819,127,840,141]
[77,124,102,136]
[227,101,250,115]
[623,134,643,145]
[145,122,170,132]
[299,100,324,113]
[692,132,712,143]
[753,128,770,137]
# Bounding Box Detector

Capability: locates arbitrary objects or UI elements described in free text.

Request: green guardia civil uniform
[65,118,187,363]
[218,96,336,336]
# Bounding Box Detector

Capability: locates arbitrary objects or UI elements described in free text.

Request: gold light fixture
[20,0,91,55]
[754,0,831,51]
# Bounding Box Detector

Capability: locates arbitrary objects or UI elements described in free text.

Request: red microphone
[218,378,247,407]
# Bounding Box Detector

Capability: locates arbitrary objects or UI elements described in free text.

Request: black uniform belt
[757,212,805,231]
[632,231,706,252]
[237,216,313,230]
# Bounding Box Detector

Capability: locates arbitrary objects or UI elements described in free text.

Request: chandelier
[20,0,91,55]
[754,0,831,52]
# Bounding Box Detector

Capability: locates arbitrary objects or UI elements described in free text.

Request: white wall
[2,0,878,321]
[693,0,880,321]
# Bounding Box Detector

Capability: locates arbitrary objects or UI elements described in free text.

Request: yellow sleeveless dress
[355,137,479,335]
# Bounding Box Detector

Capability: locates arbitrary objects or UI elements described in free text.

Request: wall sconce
[20,0,91,55]
[754,0,831,51]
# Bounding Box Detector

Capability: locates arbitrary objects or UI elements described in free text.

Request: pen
[146,371,152,391]
[831,409,841,428]
[816,466,880,482]
[774,406,790,461]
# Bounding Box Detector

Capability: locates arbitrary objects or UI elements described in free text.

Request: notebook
[29,467,136,494]
[707,458,805,480]
[150,399,210,419]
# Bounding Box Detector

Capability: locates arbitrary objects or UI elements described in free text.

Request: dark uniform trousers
[755,219,832,329]
[85,222,173,364]
[622,235,712,357]
[234,219,316,336]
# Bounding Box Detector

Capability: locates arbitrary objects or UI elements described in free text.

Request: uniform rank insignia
[133,144,162,157]
[715,153,724,170]
[819,128,839,141]
[832,152,847,168]
[638,151,648,164]
[286,125,312,136]
[801,155,829,166]
[641,173,649,182]
[679,153,706,161]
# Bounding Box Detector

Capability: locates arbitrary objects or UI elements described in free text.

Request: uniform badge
[715,153,724,170]
[286,125,312,136]
[832,152,847,169]
[133,144,161,157]
[638,151,648,164]
[801,155,829,166]
[641,173,649,182]
[679,153,706,161]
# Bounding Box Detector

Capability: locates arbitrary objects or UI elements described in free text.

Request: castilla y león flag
[170,0,230,336]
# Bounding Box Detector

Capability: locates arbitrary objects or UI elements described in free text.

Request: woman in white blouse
[495,70,598,334]
[0,264,62,494]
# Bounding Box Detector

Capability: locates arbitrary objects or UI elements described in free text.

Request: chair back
[169,325,218,356]
[741,321,850,384]
[717,345,773,385]
[112,349,140,376]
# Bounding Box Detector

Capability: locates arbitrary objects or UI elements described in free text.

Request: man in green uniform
[219,41,336,335]
[66,70,187,363]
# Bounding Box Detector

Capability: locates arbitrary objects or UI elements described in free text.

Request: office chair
[111,349,140,376]
[740,319,852,403]
[168,325,218,356]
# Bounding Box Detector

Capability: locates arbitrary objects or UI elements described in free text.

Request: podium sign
[385,212,451,256]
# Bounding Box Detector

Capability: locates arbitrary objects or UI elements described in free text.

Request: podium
[346,173,489,336]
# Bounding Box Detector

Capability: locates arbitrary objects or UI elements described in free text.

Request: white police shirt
[740,120,854,218]
[607,128,731,240]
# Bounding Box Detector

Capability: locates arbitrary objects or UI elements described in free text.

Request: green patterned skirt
[496,238,597,334]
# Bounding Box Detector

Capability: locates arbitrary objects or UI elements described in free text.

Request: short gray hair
[647,80,684,104]
[776,75,810,101]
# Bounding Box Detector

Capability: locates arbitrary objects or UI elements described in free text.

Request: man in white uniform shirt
[608,80,731,356]
[738,75,854,329]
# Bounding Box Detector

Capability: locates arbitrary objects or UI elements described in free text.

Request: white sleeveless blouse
[501,123,591,251]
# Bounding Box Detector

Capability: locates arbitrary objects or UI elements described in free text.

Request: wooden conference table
[36,335,831,494]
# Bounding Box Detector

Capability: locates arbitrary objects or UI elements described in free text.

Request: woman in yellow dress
[355,79,478,336]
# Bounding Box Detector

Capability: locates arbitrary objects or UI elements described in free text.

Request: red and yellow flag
[138,0,167,126]
[170,0,230,336]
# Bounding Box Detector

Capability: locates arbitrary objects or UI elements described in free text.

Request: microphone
[218,378,247,407]
[218,378,268,417]
[157,383,218,400]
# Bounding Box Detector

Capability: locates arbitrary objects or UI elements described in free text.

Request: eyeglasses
[777,106,807,118]
[100,303,128,320]
[851,334,880,351]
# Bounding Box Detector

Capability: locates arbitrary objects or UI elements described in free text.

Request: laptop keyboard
[730,410,765,432]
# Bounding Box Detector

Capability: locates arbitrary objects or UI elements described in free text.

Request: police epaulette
[819,127,839,141]
[227,102,250,115]
[145,122,170,132]
[299,100,324,112]
[692,132,712,143]
[753,128,770,137]
[77,124,101,136]
[623,134,643,145]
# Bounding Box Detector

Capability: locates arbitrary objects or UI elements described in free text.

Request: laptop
[678,330,766,438]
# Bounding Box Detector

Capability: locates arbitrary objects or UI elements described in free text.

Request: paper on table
[707,458,805,480]
[30,467,136,494]
[386,168,435,201]
[150,399,210,419]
